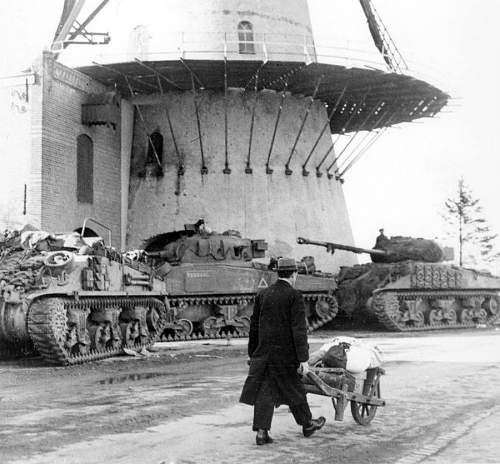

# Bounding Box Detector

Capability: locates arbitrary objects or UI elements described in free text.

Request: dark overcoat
[239,279,309,406]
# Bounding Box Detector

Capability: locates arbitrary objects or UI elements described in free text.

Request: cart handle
[305,371,386,407]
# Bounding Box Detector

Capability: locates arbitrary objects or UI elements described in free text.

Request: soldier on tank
[239,257,326,445]
[375,228,390,250]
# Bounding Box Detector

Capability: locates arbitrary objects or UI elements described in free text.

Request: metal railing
[76,31,390,71]
[61,30,449,93]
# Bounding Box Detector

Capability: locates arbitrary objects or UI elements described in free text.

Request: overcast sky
[1,0,499,265]
[311,0,500,261]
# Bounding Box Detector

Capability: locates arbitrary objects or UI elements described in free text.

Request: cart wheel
[351,383,380,426]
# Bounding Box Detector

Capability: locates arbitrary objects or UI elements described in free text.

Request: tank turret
[144,220,268,267]
[298,235,500,331]
[297,235,446,263]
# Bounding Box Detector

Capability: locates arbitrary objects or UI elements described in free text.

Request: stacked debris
[0,228,46,295]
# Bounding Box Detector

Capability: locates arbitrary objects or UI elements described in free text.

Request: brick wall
[39,52,122,244]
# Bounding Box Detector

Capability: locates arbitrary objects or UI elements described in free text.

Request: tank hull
[0,246,171,365]
[159,263,338,339]
[336,261,500,331]
[1,226,340,363]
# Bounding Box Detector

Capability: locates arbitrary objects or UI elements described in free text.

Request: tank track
[371,289,500,332]
[161,292,338,341]
[306,292,339,332]
[26,296,168,365]
[2,292,338,364]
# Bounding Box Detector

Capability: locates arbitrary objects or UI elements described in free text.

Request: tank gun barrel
[145,250,169,259]
[297,237,387,257]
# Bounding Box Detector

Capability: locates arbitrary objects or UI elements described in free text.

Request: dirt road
[1,329,500,464]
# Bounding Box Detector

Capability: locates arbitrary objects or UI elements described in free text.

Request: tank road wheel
[482,296,499,317]
[444,308,457,325]
[428,309,440,326]
[202,316,220,338]
[120,306,150,346]
[146,307,160,334]
[476,308,488,324]
[237,316,250,335]
[351,383,380,426]
[89,324,112,351]
[401,300,425,328]
[410,298,429,328]
[315,296,338,320]
[66,308,90,355]
[413,310,425,328]
[120,321,141,347]
[460,308,474,325]
[64,325,79,353]
[175,318,194,338]
[387,306,402,325]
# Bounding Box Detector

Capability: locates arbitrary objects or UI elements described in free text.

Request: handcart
[302,366,386,425]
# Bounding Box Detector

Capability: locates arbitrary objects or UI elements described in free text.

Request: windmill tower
[17,0,447,271]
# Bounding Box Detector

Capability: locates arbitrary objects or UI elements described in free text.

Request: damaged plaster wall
[127,90,356,272]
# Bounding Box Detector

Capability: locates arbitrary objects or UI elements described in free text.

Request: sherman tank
[136,221,339,340]
[0,219,175,365]
[298,235,500,331]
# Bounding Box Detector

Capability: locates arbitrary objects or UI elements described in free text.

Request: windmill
[52,0,409,74]
[28,0,447,270]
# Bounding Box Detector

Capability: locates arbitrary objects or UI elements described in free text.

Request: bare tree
[442,177,500,268]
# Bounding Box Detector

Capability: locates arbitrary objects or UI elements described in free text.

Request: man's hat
[277,257,298,272]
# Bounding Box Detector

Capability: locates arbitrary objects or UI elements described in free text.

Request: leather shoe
[303,416,326,437]
[256,429,274,445]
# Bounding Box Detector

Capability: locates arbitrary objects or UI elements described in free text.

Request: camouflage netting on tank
[336,262,415,317]
[0,248,46,292]
[372,236,444,263]
[0,227,86,293]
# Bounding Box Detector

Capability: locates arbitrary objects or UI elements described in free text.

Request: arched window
[238,21,255,54]
[76,134,93,203]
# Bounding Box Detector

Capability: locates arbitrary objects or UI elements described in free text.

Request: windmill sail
[53,0,78,42]
[358,0,408,73]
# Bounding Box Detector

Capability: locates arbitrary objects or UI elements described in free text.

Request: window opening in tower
[76,134,94,203]
[145,131,164,177]
[238,21,255,54]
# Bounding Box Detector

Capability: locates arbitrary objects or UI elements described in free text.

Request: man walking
[239,258,326,445]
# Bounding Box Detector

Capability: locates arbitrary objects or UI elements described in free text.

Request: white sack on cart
[309,336,383,374]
